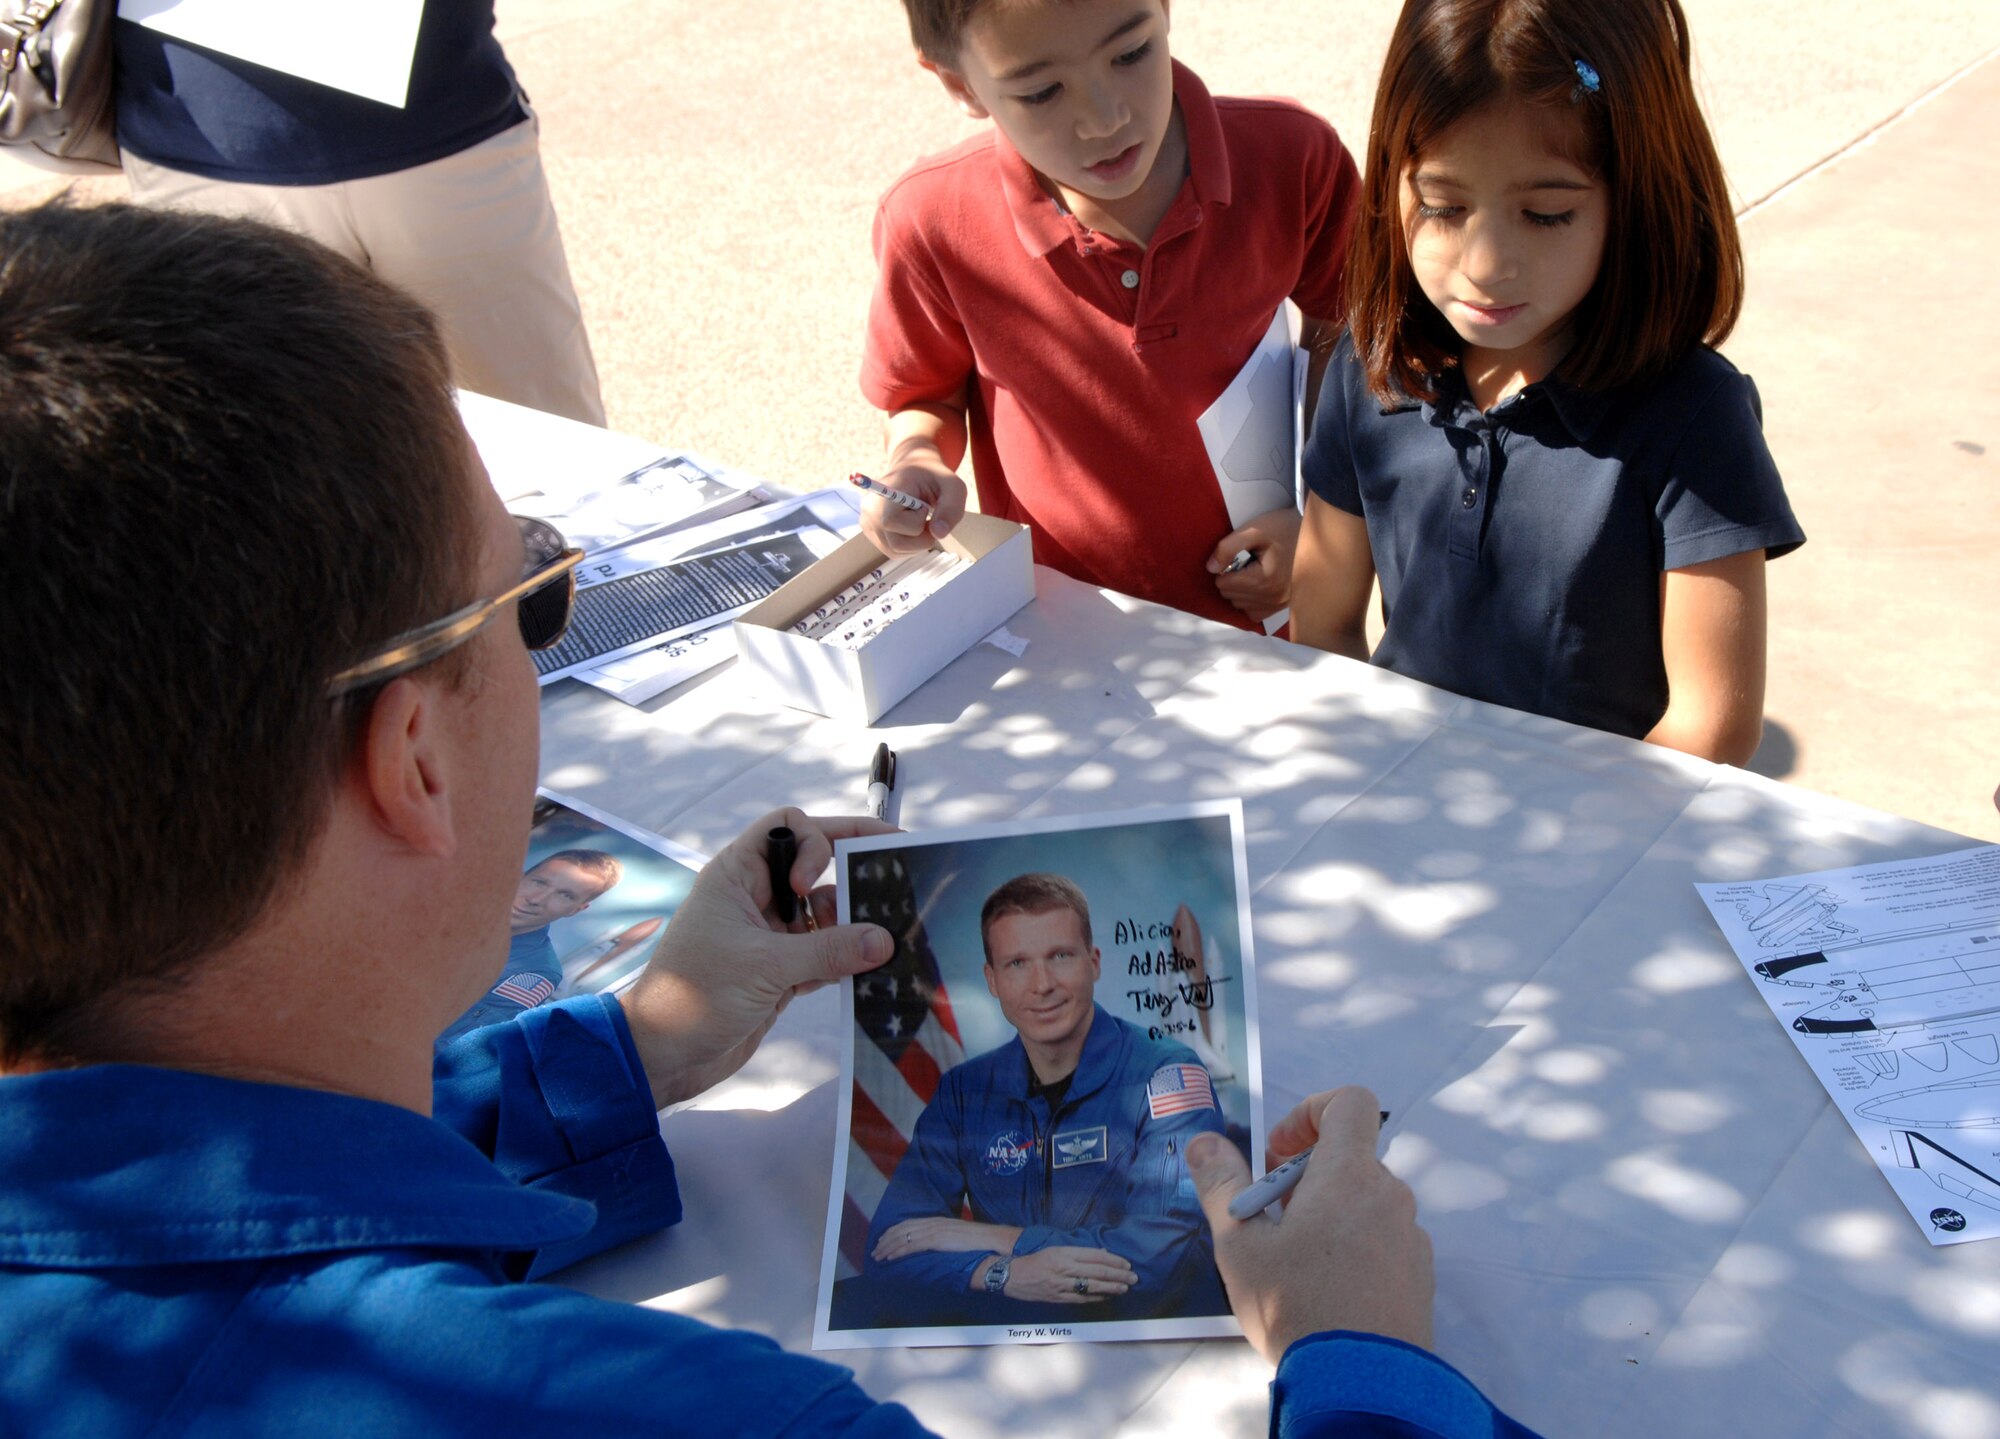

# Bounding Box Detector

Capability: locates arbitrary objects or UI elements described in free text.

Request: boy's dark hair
[1347,0,1743,403]
[0,200,479,1065]
[980,873,1092,963]
[900,0,988,63]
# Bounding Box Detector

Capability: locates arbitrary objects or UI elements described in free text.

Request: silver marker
[1225,1111,1389,1220]
[1222,548,1256,574]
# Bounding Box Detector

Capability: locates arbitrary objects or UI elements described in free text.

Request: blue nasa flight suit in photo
[864,1004,1229,1321]
[0,994,1543,1438]
[438,922,563,1044]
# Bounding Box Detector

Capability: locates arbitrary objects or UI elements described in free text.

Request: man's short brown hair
[979,873,1092,964]
[536,849,624,898]
[0,201,479,1065]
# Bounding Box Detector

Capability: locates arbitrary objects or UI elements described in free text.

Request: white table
[473,403,2000,1439]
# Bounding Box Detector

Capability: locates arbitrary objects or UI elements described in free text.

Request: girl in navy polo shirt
[1292,0,1802,763]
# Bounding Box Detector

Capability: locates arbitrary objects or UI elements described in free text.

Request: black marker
[867,743,897,821]
[765,826,799,923]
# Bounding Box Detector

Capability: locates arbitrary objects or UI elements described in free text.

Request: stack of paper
[537,490,865,705]
[462,391,869,706]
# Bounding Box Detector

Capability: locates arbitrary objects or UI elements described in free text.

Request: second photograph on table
[815,802,1262,1348]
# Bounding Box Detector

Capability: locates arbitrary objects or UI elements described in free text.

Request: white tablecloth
[472,400,1999,1439]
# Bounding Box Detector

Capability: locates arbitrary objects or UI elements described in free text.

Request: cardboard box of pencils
[733,514,1033,725]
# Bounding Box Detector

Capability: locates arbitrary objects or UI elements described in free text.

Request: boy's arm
[1290,494,1374,660]
[864,391,972,556]
[1645,550,1768,765]
[861,182,984,557]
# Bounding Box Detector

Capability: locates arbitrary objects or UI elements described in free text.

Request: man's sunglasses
[326,516,585,698]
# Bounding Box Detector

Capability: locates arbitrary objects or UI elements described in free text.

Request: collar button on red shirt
[1120,269,1140,289]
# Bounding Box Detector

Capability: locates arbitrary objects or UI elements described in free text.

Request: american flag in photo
[839,851,964,1279]
[1147,1063,1216,1119]
[493,973,556,1008]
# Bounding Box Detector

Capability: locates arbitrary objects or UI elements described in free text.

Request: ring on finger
[1074,1277,1089,1295]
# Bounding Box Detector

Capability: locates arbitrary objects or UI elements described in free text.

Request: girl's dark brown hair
[1347,0,1743,403]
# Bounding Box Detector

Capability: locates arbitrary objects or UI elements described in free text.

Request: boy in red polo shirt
[857,0,1359,628]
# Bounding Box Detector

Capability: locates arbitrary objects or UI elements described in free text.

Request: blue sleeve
[432,995,681,1280]
[298,1252,946,1437]
[1301,336,1365,516]
[863,1083,988,1293]
[1272,1332,1544,1438]
[1655,362,1804,571]
[1010,1099,1226,1304]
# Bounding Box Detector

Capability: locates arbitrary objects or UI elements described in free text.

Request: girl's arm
[1646,551,1769,766]
[1290,494,1376,662]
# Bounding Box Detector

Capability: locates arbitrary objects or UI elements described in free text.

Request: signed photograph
[813,802,1261,1349]
[437,791,704,1046]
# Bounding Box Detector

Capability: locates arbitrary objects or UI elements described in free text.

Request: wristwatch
[983,1256,1011,1294]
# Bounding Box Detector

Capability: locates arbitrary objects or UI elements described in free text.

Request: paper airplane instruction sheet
[1696,843,2000,1245]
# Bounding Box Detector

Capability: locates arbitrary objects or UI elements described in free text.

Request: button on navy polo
[1304,336,1804,741]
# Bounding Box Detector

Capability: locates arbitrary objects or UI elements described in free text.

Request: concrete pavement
[4,4,1995,841]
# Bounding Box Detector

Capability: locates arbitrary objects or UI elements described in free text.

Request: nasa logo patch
[1931,1207,1967,1233]
[984,1130,1033,1176]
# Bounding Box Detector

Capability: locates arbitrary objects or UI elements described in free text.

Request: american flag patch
[1147,1063,1216,1119]
[493,973,556,1009]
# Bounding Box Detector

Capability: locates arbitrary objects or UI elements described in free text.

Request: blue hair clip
[1573,59,1601,97]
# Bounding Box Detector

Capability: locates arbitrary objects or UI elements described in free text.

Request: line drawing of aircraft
[1754,946,2000,1034]
[1889,1129,2000,1214]
[1857,1050,1900,1082]
[1903,1041,1949,1073]
[1857,1077,2000,1130]
[1735,883,1859,950]
[1957,1034,2000,1066]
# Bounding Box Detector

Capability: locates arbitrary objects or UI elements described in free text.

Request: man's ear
[919,50,991,121]
[356,677,458,859]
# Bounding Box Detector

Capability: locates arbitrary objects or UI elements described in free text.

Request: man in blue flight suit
[861,873,1229,1325]
[439,848,621,1042]
[0,200,1544,1439]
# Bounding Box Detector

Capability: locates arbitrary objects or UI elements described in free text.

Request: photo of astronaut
[438,791,707,1047]
[815,802,1261,1349]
